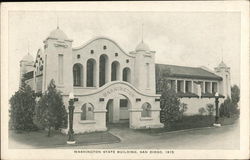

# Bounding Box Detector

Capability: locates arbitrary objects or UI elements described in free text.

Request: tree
[219,97,235,117]
[160,79,180,128]
[231,85,240,113]
[36,79,68,136]
[9,81,36,131]
[206,103,215,116]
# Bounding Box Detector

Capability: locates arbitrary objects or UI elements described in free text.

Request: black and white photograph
[1,1,249,160]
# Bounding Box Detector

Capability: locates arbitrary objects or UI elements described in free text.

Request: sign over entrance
[102,86,135,98]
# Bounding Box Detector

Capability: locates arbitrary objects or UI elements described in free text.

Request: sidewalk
[9,130,120,149]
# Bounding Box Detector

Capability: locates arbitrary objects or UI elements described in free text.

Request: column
[175,79,177,92]
[113,97,120,123]
[191,81,194,93]
[210,82,213,93]
[95,62,99,87]
[183,80,186,93]
[83,63,87,87]
[106,59,111,83]
[118,66,122,81]
[203,81,205,93]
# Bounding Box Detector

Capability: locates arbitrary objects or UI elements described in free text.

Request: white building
[20,27,231,133]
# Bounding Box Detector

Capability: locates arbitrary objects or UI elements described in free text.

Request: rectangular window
[212,82,218,93]
[120,99,128,108]
[205,82,211,93]
[177,80,184,92]
[58,54,63,84]
[185,81,192,93]
[170,80,175,91]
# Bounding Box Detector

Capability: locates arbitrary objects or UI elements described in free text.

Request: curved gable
[73,37,135,58]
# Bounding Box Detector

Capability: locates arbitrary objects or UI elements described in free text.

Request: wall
[180,97,225,115]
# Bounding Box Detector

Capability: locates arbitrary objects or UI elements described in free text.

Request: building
[19,27,231,133]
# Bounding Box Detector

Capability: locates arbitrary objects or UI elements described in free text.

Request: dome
[218,61,228,68]
[22,53,34,62]
[135,41,150,52]
[48,27,68,40]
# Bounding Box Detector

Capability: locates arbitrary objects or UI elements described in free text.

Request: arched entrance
[105,94,131,128]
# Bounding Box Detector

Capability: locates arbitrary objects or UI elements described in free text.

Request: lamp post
[213,92,221,127]
[67,92,76,144]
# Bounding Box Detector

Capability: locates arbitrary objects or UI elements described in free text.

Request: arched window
[81,103,94,120]
[99,54,108,87]
[87,59,96,87]
[122,67,131,83]
[73,63,83,86]
[111,61,120,81]
[141,102,151,117]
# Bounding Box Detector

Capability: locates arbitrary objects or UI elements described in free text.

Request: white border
[1,1,249,159]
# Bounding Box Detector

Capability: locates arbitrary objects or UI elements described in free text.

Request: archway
[99,54,108,87]
[105,94,131,128]
[122,67,131,83]
[87,58,96,87]
[111,61,120,81]
[73,63,83,86]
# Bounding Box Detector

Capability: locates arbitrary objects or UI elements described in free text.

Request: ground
[9,120,239,149]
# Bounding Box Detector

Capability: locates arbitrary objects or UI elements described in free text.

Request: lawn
[136,114,239,134]
[9,129,120,149]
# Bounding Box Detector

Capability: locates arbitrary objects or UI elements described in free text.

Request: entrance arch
[105,94,132,128]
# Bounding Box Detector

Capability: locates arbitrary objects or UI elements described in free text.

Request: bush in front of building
[220,85,240,118]
[198,107,206,116]
[160,80,181,128]
[36,79,68,136]
[178,103,188,120]
[206,103,215,116]
[9,81,37,131]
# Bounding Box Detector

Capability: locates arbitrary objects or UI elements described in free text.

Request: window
[212,82,218,93]
[177,80,184,92]
[205,82,211,93]
[103,45,107,50]
[126,59,129,63]
[141,103,151,117]
[58,54,63,84]
[185,81,192,93]
[77,54,80,59]
[90,50,94,54]
[115,53,118,57]
[120,99,128,108]
[73,63,83,86]
[170,80,176,91]
[87,59,96,87]
[111,61,120,81]
[99,54,108,87]
[122,67,131,83]
[81,103,94,120]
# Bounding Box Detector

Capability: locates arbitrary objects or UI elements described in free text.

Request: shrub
[160,79,181,128]
[206,103,215,116]
[198,107,206,116]
[219,97,237,117]
[9,82,37,131]
[36,79,68,136]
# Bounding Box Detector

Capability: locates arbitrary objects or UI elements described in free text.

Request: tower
[19,53,34,87]
[132,41,156,94]
[42,27,73,94]
[214,61,231,98]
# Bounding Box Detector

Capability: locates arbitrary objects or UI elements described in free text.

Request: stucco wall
[181,97,225,115]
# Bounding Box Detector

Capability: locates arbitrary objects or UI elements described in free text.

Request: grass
[136,114,239,134]
[9,129,120,148]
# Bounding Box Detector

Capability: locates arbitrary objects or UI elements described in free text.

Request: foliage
[160,79,181,128]
[198,107,206,116]
[36,79,68,136]
[178,103,188,120]
[219,97,238,117]
[231,85,240,107]
[206,103,215,116]
[9,81,37,131]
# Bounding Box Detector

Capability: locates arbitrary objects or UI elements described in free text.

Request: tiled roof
[155,64,222,81]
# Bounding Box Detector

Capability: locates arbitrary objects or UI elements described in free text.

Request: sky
[8,11,241,97]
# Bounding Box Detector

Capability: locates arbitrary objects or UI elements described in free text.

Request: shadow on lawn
[9,129,120,149]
